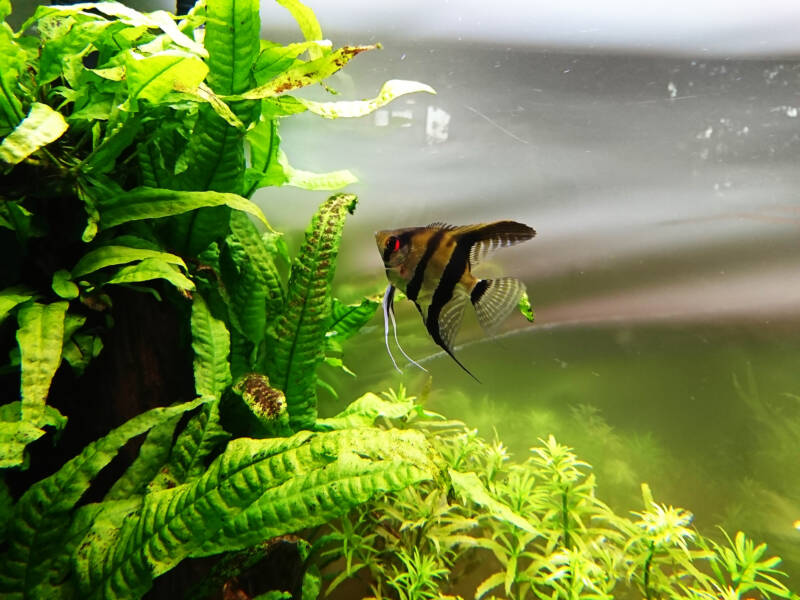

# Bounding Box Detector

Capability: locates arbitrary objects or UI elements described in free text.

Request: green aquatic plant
[312,387,798,600]
[0,0,440,597]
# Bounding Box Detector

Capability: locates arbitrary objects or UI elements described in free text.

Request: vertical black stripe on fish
[470,279,489,305]
[406,228,446,302]
[425,233,473,349]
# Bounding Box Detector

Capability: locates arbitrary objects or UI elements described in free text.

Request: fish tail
[470,277,526,333]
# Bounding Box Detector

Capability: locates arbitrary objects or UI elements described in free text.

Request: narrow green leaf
[151,400,229,489]
[280,150,357,190]
[172,0,260,194]
[98,187,270,229]
[475,571,506,600]
[252,40,331,86]
[244,116,287,196]
[265,194,358,430]
[0,398,208,598]
[0,24,26,126]
[62,332,103,376]
[220,234,269,344]
[16,302,68,428]
[104,415,182,501]
[296,79,436,118]
[105,258,195,291]
[449,469,539,535]
[0,103,67,165]
[71,245,186,278]
[82,117,141,175]
[202,0,260,96]
[231,46,377,101]
[316,391,415,430]
[228,211,285,318]
[328,297,379,342]
[274,0,324,60]
[184,82,244,129]
[124,50,208,107]
[0,286,35,324]
[191,293,231,399]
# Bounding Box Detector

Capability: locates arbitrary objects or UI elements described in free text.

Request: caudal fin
[470,277,526,333]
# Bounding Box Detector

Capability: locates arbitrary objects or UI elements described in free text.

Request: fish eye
[385,236,401,252]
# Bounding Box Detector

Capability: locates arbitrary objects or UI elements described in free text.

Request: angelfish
[375,221,536,380]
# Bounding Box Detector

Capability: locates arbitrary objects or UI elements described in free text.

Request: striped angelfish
[375,220,536,380]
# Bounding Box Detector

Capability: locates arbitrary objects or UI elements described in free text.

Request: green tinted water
[327,313,800,582]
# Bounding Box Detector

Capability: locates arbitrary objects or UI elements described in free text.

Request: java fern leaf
[266,193,358,430]
[103,415,182,501]
[0,102,68,165]
[173,0,260,196]
[328,297,379,343]
[229,211,285,317]
[97,187,270,230]
[75,427,439,600]
[149,399,230,490]
[191,293,231,399]
[0,302,69,469]
[0,398,208,599]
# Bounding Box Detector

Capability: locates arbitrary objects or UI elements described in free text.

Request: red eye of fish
[385,236,401,252]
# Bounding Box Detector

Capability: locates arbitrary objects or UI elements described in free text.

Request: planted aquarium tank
[1,0,798,599]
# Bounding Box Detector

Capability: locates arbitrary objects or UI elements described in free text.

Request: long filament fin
[382,284,428,373]
[390,300,428,373]
[383,284,401,373]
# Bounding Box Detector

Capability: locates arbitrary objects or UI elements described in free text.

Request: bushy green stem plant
[311,386,798,600]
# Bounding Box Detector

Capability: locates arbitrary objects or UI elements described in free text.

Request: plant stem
[643,541,655,600]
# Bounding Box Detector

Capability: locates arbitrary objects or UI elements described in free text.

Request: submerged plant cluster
[312,386,797,600]
[0,0,796,599]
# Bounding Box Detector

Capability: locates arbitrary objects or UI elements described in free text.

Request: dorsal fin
[453,220,536,265]
[426,221,455,229]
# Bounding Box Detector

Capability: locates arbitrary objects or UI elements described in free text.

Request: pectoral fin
[471,277,526,333]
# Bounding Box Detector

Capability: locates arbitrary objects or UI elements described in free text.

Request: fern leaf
[329,297,379,342]
[0,302,69,468]
[16,302,68,427]
[71,246,186,278]
[0,398,208,599]
[0,286,35,325]
[220,233,268,344]
[173,0,261,195]
[98,187,269,230]
[228,211,285,317]
[265,193,358,430]
[150,400,230,490]
[191,293,231,399]
[103,416,182,501]
[75,428,439,599]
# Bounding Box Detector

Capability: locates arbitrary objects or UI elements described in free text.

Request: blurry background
[14,0,800,582]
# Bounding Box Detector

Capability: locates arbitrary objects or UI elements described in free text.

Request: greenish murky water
[326,315,800,581]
